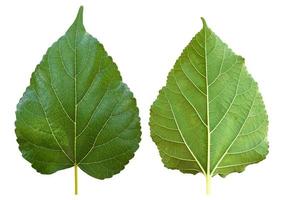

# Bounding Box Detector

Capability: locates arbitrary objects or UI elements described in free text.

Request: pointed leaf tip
[75,6,84,24]
[201,17,207,28]
[67,6,85,33]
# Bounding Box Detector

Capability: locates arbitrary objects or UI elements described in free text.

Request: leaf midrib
[74,19,79,166]
[204,24,211,177]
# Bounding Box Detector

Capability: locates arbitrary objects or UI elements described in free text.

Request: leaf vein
[164,91,206,174]
[172,74,208,128]
[33,89,73,163]
[211,90,258,175]
[178,62,206,96]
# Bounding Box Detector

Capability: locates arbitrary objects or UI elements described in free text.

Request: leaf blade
[150,18,268,182]
[15,6,141,181]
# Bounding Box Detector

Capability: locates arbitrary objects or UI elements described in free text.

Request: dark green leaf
[15,6,141,193]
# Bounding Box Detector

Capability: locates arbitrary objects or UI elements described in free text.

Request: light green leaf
[149,18,268,193]
[15,6,141,194]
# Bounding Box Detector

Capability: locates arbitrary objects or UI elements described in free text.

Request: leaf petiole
[75,165,78,195]
[206,174,211,195]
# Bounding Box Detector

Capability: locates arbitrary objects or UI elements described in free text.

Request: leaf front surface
[15,7,141,182]
[150,18,268,190]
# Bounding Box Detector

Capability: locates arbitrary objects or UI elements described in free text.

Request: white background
[0,0,283,199]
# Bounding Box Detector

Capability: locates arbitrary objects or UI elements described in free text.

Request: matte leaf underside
[150,18,268,181]
[15,7,141,180]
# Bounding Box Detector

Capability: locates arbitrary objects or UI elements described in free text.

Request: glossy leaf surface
[15,7,141,183]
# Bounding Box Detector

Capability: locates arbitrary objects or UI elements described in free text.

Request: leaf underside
[150,18,268,177]
[15,7,141,179]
